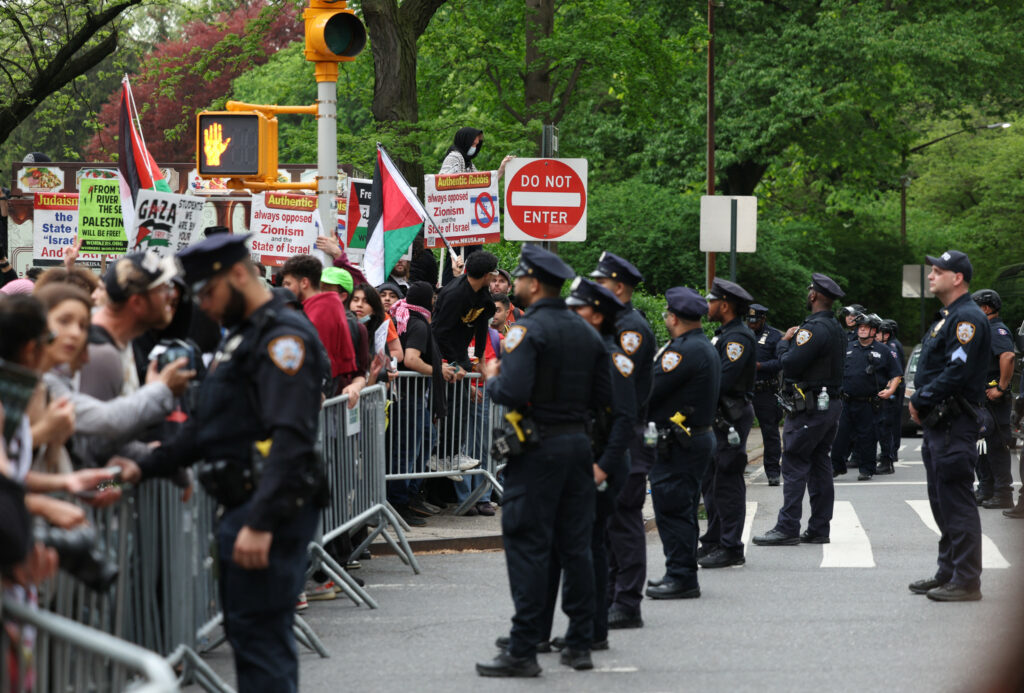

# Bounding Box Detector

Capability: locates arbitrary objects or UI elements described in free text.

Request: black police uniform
[700,279,757,564]
[479,247,612,673]
[748,305,784,482]
[589,252,656,624]
[538,278,636,649]
[976,316,1015,505]
[646,288,720,596]
[138,235,327,693]
[833,335,902,478]
[885,335,907,462]
[757,274,845,542]
[912,279,990,595]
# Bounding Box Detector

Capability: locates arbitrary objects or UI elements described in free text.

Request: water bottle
[727,426,740,447]
[597,480,608,492]
[817,387,830,411]
[643,422,658,448]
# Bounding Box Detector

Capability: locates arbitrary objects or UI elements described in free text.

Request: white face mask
[467,146,477,157]
[358,314,371,324]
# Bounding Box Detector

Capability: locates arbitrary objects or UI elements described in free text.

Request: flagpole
[376,143,460,265]
[123,75,159,190]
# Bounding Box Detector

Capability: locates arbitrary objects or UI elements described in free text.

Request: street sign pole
[729,198,737,282]
[538,125,559,252]
[920,264,927,335]
[316,74,337,265]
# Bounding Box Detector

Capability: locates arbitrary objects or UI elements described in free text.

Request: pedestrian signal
[196,111,277,180]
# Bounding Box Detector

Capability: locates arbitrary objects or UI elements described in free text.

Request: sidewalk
[373,426,771,554]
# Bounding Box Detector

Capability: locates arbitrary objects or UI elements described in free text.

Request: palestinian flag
[118,77,171,203]
[363,145,425,286]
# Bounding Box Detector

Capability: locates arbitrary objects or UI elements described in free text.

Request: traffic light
[304,0,366,63]
[196,111,278,180]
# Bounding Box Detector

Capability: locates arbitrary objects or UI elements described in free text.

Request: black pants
[776,401,841,537]
[701,404,754,551]
[502,432,595,658]
[752,390,782,477]
[607,428,654,614]
[649,431,715,587]
[217,501,318,693]
[977,396,1013,499]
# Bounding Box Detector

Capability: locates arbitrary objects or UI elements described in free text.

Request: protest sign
[33,193,78,262]
[78,178,127,255]
[131,190,206,258]
[424,170,500,248]
[249,192,320,266]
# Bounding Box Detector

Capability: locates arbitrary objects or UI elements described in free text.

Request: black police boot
[698,546,745,569]
[1004,500,1024,519]
[982,495,1013,510]
[857,473,872,481]
[876,461,895,475]
[476,652,542,677]
[646,579,700,600]
[767,474,781,486]
[799,530,830,544]
[607,605,643,630]
[560,649,593,671]
[833,465,848,478]
[974,489,992,506]
[752,528,800,546]
[696,543,719,559]
[909,576,948,594]
[494,635,551,654]
[926,583,982,602]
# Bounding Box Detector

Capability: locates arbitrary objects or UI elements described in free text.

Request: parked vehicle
[901,343,922,436]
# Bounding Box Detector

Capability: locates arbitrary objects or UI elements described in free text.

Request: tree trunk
[363,0,447,188]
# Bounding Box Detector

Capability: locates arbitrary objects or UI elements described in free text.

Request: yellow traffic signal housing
[196,111,278,181]
[304,0,366,63]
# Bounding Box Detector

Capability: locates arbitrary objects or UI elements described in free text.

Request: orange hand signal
[203,122,231,166]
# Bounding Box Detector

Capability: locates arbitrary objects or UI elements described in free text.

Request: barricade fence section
[385,373,505,515]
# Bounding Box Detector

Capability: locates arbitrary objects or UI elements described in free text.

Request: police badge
[613,353,635,377]
[268,336,305,375]
[726,341,744,362]
[795,329,812,346]
[661,351,682,372]
[956,321,976,344]
[504,325,527,352]
[620,330,642,355]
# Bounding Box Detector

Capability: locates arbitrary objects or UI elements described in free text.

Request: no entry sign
[504,158,587,242]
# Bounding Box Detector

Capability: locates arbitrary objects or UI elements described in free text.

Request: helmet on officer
[972,288,1002,313]
[854,312,882,332]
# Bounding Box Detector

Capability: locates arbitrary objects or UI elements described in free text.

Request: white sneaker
[306,580,337,601]
[295,592,308,611]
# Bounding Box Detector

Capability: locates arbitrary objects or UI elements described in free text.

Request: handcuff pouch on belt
[197,458,259,508]
[920,396,962,430]
[491,410,541,462]
[657,409,695,454]
[777,384,809,414]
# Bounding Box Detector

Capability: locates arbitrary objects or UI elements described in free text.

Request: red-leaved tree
[85,1,302,162]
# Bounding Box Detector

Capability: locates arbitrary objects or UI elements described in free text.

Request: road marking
[915,445,923,451]
[742,502,757,556]
[906,500,1010,569]
[745,466,766,483]
[594,667,640,673]
[821,501,875,568]
[894,461,924,466]
[898,445,907,452]
[835,481,927,486]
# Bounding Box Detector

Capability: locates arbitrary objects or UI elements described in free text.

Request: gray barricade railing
[311,383,420,609]
[385,372,505,516]
[1,595,177,693]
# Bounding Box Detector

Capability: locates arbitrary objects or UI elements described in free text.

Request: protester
[351,283,403,379]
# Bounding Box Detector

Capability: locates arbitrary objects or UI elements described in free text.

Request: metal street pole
[705,0,716,292]
[316,69,337,266]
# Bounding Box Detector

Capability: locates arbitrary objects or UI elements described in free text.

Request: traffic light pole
[315,64,339,265]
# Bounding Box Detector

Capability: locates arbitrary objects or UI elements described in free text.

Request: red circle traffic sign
[506,159,586,239]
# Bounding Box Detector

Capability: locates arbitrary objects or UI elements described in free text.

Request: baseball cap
[104,251,180,303]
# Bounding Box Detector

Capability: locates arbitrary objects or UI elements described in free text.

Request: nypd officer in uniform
[699,278,757,569]
[877,319,906,469]
[119,234,328,692]
[971,289,1016,509]
[834,313,902,481]
[908,251,990,601]
[589,251,655,629]
[645,287,720,599]
[476,245,612,677]
[754,273,845,546]
[747,303,784,486]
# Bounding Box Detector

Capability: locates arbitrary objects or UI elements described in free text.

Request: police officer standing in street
[645,288,720,599]
[971,289,1016,509]
[118,234,328,692]
[908,251,990,602]
[878,319,906,468]
[699,278,757,569]
[834,313,902,481]
[589,251,655,629]
[746,303,784,486]
[754,274,845,546]
[476,245,612,677]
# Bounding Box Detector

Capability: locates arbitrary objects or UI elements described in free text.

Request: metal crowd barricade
[312,383,420,609]
[1,596,177,693]
[385,372,505,517]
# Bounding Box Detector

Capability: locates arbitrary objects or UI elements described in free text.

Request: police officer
[841,303,866,341]
[589,251,655,629]
[699,278,756,569]
[971,289,1015,509]
[754,273,845,546]
[878,319,906,468]
[746,303,784,486]
[476,245,612,677]
[835,313,902,481]
[908,250,990,601]
[645,288,720,599]
[119,234,328,692]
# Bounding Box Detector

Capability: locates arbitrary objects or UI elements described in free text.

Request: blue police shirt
[649,327,721,427]
[987,318,1015,382]
[777,310,845,389]
[842,339,902,398]
[911,292,991,408]
[753,324,783,382]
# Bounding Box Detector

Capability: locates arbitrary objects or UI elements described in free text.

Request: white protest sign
[33,193,78,262]
[249,192,320,267]
[131,190,206,257]
[424,171,501,248]
[373,322,389,357]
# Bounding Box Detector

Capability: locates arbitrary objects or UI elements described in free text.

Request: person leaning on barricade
[117,234,330,692]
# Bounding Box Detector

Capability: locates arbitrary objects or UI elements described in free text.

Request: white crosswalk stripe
[905,500,1010,569]
[742,502,756,556]
[821,501,874,567]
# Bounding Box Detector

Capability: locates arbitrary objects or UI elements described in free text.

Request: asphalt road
[186,437,1024,693]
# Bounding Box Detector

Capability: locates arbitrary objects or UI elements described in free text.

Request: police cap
[746,303,769,322]
[926,250,973,283]
[589,251,644,286]
[809,272,845,299]
[706,277,753,305]
[665,286,708,320]
[177,233,251,292]
[511,244,576,287]
[566,277,625,321]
